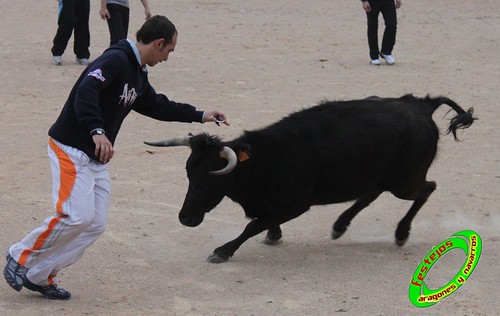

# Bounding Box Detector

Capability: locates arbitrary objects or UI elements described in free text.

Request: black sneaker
[4,253,28,292]
[23,278,71,300]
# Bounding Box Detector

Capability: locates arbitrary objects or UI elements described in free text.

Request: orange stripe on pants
[18,139,75,266]
[49,138,77,215]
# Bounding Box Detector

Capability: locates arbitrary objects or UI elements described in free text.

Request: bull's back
[245,99,439,204]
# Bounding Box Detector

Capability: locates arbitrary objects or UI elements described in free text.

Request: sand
[1,0,499,315]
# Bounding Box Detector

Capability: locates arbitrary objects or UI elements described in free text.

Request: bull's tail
[424,95,477,141]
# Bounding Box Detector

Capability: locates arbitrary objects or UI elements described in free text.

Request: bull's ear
[235,144,251,162]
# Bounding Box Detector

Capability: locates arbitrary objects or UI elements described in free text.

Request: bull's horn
[209,146,237,175]
[143,136,191,147]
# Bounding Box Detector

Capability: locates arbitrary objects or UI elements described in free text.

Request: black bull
[145,94,475,263]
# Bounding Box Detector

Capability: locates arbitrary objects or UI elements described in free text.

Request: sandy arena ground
[1,0,499,315]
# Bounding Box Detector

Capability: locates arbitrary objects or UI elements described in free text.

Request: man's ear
[235,144,251,162]
[156,38,166,48]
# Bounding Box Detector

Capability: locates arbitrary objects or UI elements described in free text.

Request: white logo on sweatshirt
[119,83,137,107]
[88,69,105,82]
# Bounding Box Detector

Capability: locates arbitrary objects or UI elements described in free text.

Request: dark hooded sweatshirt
[48,39,204,161]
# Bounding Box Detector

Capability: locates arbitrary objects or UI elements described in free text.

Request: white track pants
[9,138,110,286]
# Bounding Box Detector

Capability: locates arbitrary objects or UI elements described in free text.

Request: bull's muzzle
[179,213,204,227]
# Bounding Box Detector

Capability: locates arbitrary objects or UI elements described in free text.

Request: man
[51,0,91,66]
[361,0,402,65]
[4,15,229,300]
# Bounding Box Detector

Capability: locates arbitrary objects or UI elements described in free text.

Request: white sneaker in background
[52,56,62,65]
[380,53,395,65]
[76,58,90,66]
[370,59,381,66]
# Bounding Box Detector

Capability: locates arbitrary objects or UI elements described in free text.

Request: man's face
[148,33,177,67]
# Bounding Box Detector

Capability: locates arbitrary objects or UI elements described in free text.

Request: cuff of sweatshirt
[89,125,105,135]
[200,111,208,123]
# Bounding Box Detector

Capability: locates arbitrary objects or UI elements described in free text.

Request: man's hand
[362,1,371,13]
[202,111,230,126]
[99,8,110,20]
[93,134,114,163]
[99,0,110,20]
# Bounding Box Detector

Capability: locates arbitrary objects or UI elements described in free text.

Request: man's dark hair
[136,15,177,45]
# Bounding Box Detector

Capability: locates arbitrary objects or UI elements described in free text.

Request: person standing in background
[51,0,91,66]
[100,0,152,46]
[361,0,402,66]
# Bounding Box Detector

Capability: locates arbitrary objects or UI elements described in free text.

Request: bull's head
[144,133,239,227]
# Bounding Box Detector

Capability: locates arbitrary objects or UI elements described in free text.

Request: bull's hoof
[264,229,282,245]
[206,253,229,264]
[331,229,346,240]
[395,237,408,246]
[263,237,282,245]
[395,228,409,246]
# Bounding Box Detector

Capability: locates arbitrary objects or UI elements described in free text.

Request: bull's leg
[395,181,436,246]
[208,210,306,263]
[208,218,275,263]
[264,226,282,245]
[332,190,383,240]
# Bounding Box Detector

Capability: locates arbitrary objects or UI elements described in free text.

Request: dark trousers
[105,4,130,46]
[366,0,397,59]
[51,0,90,59]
